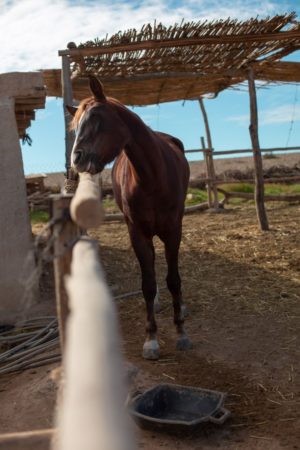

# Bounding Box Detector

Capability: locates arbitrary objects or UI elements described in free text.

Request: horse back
[155,131,185,153]
[111,132,189,231]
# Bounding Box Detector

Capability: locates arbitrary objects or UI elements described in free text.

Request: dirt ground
[0,201,299,449]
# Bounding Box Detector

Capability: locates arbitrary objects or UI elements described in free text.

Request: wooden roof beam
[73,69,247,82]
[59,29,300,58]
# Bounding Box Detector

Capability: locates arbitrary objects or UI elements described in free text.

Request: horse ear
[89,75,106,102]
[66,105,78,116]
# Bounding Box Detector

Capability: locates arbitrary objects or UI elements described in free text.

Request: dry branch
[217,188,300,203]
[0,429,54,450]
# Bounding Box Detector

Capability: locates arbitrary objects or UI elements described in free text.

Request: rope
[0,213,167,375]
[0,317,60,375]
[286,84,298,148]
[64,178,78,194]
[0,287,158,374]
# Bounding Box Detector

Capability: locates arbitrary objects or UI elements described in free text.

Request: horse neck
[111,101,162,183]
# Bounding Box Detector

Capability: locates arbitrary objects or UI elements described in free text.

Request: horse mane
[70,96,127,131]
[70,97,93,130]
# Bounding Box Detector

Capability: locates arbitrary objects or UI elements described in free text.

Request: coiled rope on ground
[0,289,153,375]
[0,316,60,375]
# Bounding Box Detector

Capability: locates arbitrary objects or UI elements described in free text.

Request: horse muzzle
[71,150,104,174]
[71,149,90,172]
[73,150,83,165]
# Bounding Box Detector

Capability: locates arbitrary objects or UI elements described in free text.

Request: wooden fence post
[248,67,269,231]
[52,173,103,350]
[201,136,213,207]
[61,54,77,193]
[52,195,79,351]
[198,97,219,209]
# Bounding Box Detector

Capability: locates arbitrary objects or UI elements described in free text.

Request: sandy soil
[0,201,299,449]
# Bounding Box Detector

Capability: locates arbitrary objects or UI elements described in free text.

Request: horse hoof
[176,336,193,351]
[143,340,160,360]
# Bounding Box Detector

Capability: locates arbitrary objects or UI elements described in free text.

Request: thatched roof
[43,13,300,105]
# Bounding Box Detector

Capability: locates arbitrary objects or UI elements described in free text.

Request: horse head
[67,77,130,174]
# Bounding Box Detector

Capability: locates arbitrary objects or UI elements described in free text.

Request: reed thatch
[43,13,300,105]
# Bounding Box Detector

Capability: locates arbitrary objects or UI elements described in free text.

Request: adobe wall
[0,72,45,324]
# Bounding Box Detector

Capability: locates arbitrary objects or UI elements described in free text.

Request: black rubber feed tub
[128,384,231,432]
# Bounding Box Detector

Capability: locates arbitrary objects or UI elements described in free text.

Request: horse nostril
[73,151,82,165]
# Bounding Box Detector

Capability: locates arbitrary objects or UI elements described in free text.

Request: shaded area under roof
[44,13,300,106]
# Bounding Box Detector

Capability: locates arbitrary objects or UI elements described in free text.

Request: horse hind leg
[164,231,193,351]
[128,226,160,360]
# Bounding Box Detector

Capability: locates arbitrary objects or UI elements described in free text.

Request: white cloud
[0,0,294,73]
[226,103,300,126]
[260,104,300,125]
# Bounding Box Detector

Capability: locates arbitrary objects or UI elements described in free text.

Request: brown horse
[68,76,192,360]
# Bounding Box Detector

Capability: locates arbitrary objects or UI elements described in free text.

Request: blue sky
[1,0,299,174]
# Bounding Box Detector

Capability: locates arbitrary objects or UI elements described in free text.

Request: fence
[185,144,300,207]
[0,173,136,450]
[52,172,136,450]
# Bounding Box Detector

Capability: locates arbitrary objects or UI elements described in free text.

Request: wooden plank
[72,69,247,81]
[16,119,31,127]
[0,429,54,450]
[218,188,300,202]
[15,101,45,109]
[15,96,45,104]
[57,238,135,450]
[58,29,300,57]
[15,111,35,119]
[248,67,269,231]
[211,176,300,185]
[212,146,300,156]
[192,146,300,155]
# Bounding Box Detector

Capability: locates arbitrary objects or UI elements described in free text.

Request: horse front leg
[163,229,193,351]
[128,225,160,360]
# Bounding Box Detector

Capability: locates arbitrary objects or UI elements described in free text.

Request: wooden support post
[201,136,213,207]
[51,195,79,351]
[248,67,269,231]
[61,54,77,192]
[198,98,219,209]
